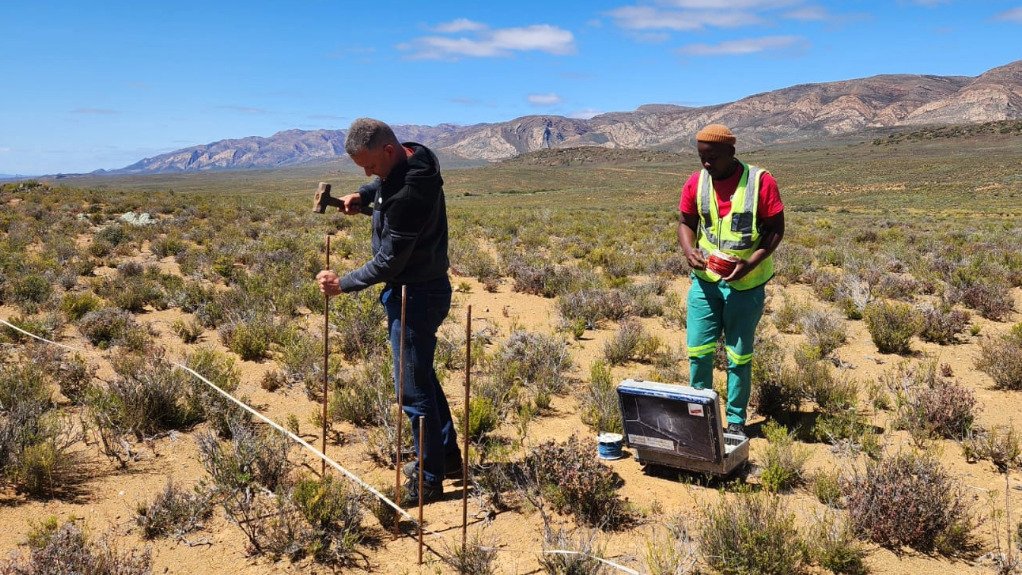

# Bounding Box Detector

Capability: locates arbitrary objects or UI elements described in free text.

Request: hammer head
[313,182,344,214]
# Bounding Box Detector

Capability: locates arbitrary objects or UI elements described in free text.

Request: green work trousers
[686,276,765,425]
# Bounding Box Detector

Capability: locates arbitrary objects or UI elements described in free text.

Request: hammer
[313,182,345,213]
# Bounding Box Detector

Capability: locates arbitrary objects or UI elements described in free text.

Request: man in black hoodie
[317,118,458,504]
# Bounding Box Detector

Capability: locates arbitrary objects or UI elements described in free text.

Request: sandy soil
[1,255,1019,575]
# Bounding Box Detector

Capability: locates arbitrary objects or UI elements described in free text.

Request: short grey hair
[344,118,399,156]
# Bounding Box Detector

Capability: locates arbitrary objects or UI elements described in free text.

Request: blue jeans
[381,276,457,485]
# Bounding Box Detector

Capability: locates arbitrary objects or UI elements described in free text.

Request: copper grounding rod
[321,235,330,476]
[394,285,407,535]
[417,416,425,565]
[462,305,472,548]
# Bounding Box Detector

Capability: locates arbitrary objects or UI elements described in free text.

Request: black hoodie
[339,142,450,292]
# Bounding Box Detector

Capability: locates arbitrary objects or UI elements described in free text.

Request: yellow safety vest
[692,161,774,290]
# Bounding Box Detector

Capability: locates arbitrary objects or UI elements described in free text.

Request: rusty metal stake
[462,305,472,549]
[321,235,331,477]
[418,416,425,565]
[394,285,407,535]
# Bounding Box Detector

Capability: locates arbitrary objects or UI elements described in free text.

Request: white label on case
[629,434,674,450]
[688,403,704,417]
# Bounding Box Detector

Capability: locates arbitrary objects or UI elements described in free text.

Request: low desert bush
[579,361,623,434]
[444,534,499,575]
[863,300,920,354]
[558,288,631,329]
[508,261,590,297]
[78,308,151,350]
[329,354,391,427]
[842,451,976,554]
[961,281,1014,321]
[917,303,970,344]
[750,336,803,419]
[490,330,572,408]
[538,527,605,575]
[602,319,662,365]
[197,421,294,494]
[801,307,847,357]
[525,436,629,528]
[962,425,1022,472]
[218,317,275,361]
[644,514,697,575]
[0,521,152,575]
[287,474,366,562]
[977,323,1022,390]
[698,491,808,575]
[60,291,102,321]
[330,287,386,361]
[135,480,212,539]
[759,421,810,493]
[772,293,808,334]
[835,273,871,320]
[184,347,247,438]
[809,513,869,575]
[888,361,977,441]
[811,469,843,507]
[171,317,203,343]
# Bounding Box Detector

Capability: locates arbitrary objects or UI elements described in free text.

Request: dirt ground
[1,264,1020,575]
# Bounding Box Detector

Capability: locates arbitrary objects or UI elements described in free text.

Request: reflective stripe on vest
[692,161,775,291]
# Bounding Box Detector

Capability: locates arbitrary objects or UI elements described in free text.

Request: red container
[707,251,738,277]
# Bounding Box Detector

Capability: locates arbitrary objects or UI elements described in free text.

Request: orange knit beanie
[696,124,736,145]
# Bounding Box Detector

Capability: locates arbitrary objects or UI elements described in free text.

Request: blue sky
[2,1,1021,175]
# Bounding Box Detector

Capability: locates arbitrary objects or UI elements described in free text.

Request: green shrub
[579,361,623,434]
[759,422,809,493]
[329,355,391,427]
[809,513,869,575]
[444,534,500,575]
[538,528,605,575]
[811,469,843,506]
[9,274,52,308]
[219,317,274,361]
[557,288,631,329]
[962,425,1022,472]
[491,330,572,406]
[863,300,920,354]
[78,308,151,350]
[977,323,1022,390]
[135,480,212,539]
[1,521,152,575]
[60,291,102,321]
[330,287,386,361]
[772,294,807,333]
[171,317,203,343]
[184,347,246,438]
[842,452,976,554]
[801,307,847,357]
[290,474,366,562]
[698,492,808,575]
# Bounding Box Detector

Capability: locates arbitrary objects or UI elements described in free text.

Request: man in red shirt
[677,124,785,437]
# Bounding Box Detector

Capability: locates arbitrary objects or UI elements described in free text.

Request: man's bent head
[345,118,403,180]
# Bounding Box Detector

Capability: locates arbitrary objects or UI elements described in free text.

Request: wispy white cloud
[528,93,562,106]
[609,1,835,32]
[661,0,800,8]
[609,5,762,30]
[433,18,487,33]
[0,147,10,153]
[402,22,575,59]
[996,7,1022,22]
[70,108,118,115]
[569,108,603,119]
[678,35,805,55]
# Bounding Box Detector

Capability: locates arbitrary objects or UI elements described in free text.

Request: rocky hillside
[114,60,1022,173]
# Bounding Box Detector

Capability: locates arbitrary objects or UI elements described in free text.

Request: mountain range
[114,60,1022,174]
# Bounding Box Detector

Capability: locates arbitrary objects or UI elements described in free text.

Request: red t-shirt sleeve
[679,171,700,215]
[758,172,784,218]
